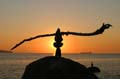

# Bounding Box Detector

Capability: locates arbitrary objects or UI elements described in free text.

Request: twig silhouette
[11,23,112,50]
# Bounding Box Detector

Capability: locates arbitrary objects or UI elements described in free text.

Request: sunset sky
[0,0,120,54]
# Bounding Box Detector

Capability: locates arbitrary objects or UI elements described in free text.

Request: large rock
[22,56,98,79]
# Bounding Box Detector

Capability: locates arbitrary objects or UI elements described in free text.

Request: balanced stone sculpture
[11,23,111,79]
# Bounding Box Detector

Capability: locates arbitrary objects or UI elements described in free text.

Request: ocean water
[0,52,120,79]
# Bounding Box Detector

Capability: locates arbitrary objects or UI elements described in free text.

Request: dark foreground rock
[88,66,101,73]
[22,56,98,79]
[88,62,101,73]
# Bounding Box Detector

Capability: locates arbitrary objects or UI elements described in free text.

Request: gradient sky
[0,0,120,53]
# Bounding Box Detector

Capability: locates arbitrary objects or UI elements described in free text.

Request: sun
[46,36,72,54]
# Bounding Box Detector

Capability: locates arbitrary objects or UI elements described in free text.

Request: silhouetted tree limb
[11,23,111,50]
[61,23,112,36]
[11,33,55,50]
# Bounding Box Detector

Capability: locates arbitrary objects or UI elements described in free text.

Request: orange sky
[0,0,120,54]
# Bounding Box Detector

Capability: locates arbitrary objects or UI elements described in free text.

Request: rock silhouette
[88,62,101,73]
[22,56,98,79]
[54,28,63,58]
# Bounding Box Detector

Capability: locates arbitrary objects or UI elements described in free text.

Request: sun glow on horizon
[0,0,120,54]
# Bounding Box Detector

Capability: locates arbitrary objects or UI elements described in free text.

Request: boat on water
[80,52,92,54]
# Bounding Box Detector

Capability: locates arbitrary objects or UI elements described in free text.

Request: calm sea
[0,52,120,79]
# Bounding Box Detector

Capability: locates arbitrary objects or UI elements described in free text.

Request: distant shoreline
[0,50,119,54]
[0,50,13,53]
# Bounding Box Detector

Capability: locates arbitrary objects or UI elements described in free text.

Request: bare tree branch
[11,33,55,50]
[11,23,112,50]
[61,23,112,36]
